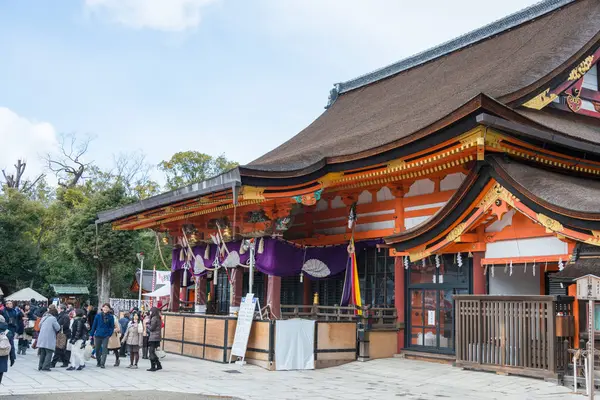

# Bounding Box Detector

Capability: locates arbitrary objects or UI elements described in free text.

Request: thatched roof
[249,0,600,172]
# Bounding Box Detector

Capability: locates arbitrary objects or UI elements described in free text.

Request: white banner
[155,271,171,285]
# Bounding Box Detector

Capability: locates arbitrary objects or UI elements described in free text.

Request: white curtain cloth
[275,319,315,371]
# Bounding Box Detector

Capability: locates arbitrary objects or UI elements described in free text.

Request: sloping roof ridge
[328,0,574,105]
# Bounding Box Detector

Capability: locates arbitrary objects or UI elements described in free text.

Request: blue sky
[0,0,539,185]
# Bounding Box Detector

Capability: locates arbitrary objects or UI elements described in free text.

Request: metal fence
[109,298,150,315]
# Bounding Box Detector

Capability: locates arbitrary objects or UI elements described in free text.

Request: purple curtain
[170,238,381,280]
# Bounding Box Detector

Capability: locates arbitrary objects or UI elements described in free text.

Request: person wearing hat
[0,315,16,385]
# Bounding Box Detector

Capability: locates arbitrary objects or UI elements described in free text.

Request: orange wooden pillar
[568,284,580,347]
[267,275,281,319]
[394,256,405,352]
[390,185,406,353]
[472,251,486,295]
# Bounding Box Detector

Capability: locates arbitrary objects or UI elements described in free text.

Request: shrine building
[98,0,600,374]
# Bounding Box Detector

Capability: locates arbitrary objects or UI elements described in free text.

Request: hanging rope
[154,231,170,270]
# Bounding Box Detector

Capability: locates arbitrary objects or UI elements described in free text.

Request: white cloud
[84,0,218,31]
[0,108,57,184]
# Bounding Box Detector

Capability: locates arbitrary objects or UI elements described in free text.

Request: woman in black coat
[146,307,162,372]
[0,315,16,385]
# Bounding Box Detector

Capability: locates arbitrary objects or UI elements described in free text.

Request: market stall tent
[6,288,47,302]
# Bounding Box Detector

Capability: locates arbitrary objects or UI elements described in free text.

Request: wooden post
[588,299,594,400]
[267,275,281,319]
[548,299,556,373]
[195,276,207,313]
[472,251,486,295]
[394,256,405,352]
[230,267,243,312]
[303,276,312,312]
[569,284,580,346]
[171,269,181,312]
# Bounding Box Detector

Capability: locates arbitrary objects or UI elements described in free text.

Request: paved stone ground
[8,392,236,400]
[0,350,581,399]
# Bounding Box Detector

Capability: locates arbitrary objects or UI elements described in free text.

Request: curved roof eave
[385,155,600,249]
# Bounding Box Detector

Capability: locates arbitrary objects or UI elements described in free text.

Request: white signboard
[427,310,436,326]
[229,293,257,363]
[576,274,600,300]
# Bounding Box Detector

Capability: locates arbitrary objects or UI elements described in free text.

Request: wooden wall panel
[226,320,236,346]
[183,343,204,358]
[317,322,356,350]
[204,347,224,362]
[246,350,269,361]
[164,316,184,341]
[163,340,182,354]
[248,321,270,351]
[368,331,397,359]
[205,319,226,347]
[183,317,205,344]
[316,351,356,361]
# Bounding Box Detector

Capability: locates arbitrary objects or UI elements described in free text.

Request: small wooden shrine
[98,0,600,370]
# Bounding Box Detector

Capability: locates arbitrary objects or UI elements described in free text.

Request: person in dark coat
[142,311,150,359]
[51,304,71,368]
[18,304,32,355]
[118,312,130,358]
[89,303,114,368]
[146,307,162,372]
[86,305,97,328]
[0,315,16,385]
[1,301,23,337]
[28,299,39,320]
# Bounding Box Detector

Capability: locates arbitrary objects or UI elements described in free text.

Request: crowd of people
[0,298,163,385]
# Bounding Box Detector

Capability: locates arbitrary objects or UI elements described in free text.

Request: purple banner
[170,238,381,280]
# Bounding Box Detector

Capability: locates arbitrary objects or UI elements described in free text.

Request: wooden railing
[455,295,573,379]
[281,304,397,330]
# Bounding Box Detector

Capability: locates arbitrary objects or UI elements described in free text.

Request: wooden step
[395,350,455,365]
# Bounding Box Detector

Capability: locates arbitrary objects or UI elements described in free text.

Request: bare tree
[113,151,153,190]
[45,134,94,188]
[1,159,45,193]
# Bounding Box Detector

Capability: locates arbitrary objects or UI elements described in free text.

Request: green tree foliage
[0,145,231,304]
[158,151,238,190]
[0,189,44,293]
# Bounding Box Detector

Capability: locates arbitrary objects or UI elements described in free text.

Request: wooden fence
[281,304,397,330]
[455,295,571,379]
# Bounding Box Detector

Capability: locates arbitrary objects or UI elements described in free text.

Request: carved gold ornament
[242,186,265,200]
[446,223,467,243]
[522,88,558,110]
[568,55,594,81]
[387,159,407,171]
[585,237,600,247]
[536,213,564,233]
[317,172,345,188]
[479,184,517,211]
[409,249,431,262]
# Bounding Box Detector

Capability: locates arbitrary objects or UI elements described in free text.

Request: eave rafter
[397,181,600,262]
[461,126,600,176]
